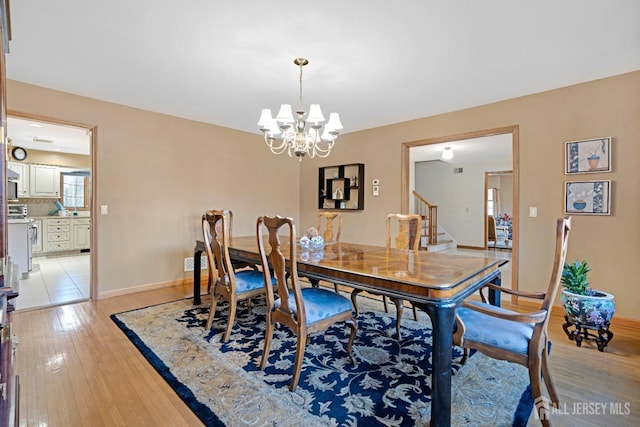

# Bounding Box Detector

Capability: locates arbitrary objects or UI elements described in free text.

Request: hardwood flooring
[12,282,640,426]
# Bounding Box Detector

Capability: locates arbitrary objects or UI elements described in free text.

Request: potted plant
[560,260,615,350]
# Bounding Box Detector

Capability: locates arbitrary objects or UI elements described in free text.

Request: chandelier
[257,58,342,160]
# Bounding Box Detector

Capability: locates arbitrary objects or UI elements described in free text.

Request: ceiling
[7,116,91,156]
[4,1,640,147]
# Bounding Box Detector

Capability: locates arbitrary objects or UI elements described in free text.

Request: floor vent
[184,255,208,272]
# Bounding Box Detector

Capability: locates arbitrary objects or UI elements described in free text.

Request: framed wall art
[564,180,611,215]
[565,137,611,174]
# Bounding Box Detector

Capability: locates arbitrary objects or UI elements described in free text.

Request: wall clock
[11,146,27,161]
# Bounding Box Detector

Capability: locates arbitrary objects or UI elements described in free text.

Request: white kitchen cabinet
[29,164,61,198]
[73,218,91,250]
[8,161,30,197]
[45,218,71,252]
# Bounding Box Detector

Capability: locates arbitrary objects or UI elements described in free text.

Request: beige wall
[7,71,639,320]
[7,80,301,293]
[300,70,640,321]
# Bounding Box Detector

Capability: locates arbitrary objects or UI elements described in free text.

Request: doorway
[6,112,97,309]
[486,171,513,249]
[401,126,519,291]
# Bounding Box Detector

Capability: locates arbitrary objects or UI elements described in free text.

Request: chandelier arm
[264,134,289,154]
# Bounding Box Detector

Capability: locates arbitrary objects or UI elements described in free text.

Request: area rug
[111,295,533,426]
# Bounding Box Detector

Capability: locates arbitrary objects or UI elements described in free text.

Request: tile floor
[14,253,91,311]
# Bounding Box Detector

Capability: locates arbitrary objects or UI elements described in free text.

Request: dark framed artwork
[318,163,364,210]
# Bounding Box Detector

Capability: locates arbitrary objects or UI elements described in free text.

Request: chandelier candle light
[257,58,343,160]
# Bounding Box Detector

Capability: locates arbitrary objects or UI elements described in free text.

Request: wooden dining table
[219,236,505,427]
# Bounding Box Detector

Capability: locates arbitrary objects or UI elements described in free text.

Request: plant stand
[562,315,613,352]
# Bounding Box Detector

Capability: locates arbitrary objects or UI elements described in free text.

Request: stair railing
[413,190,438,245]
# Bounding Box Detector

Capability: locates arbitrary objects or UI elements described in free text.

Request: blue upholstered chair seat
[275,288,353,325]
[457,301,534,355]
[233,270,273,294]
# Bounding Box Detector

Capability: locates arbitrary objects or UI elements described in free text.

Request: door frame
[8,110,98,301]
[401,125,519,292]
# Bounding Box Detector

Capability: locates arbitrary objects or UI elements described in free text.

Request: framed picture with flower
[564,180,611,215]
[565,137,611,174]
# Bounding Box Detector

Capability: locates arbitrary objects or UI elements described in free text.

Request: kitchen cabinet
[29,164,61,198]
[73,218,91,250]
[8,161,30,198]
[45,218,71,252]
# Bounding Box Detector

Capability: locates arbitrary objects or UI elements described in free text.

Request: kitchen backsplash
[19,198,70,217]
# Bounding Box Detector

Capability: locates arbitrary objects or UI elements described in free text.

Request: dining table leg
[417,301,457,427]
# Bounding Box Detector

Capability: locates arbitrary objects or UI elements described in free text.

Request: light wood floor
[12,282,640,426]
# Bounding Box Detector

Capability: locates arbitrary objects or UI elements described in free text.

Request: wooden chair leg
[289,332,308,391]
[541,341,559,407]
[222,301,237,343]
[260,315,274,370]
[205,292,219,330]
[528,357,550,426]
[461,348,470,364]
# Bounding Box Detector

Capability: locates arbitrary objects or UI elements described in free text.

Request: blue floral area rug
[111,295,534,426]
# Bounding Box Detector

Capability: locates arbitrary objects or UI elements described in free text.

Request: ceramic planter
[561,289,615,328]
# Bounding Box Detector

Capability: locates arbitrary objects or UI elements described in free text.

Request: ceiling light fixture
[257,58,343,161]
[442,146,454,160]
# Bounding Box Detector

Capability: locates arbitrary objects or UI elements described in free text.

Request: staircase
[413,190,457,252]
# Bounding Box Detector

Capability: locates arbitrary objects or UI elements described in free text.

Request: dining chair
[316,212,343,292]
[257,215,358,391]
[453,216,572,427]
[202,210,270,342]
[203,209,257,294]
[351,213,421,338]
[487,215,497,248]
[317,212,342,243]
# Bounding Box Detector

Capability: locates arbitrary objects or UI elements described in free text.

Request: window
[487,188,495,217]
[61,172,90,210]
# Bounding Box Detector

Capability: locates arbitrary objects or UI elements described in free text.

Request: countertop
[29,215,91,220]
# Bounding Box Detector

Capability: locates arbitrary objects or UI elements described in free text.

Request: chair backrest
[317,212,342,243]
[539,216,572,327]
[386,213,422,250]
[256,215,306,324]
[487,215,497,241]
[202,210,235,290]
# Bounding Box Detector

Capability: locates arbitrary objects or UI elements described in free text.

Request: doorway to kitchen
[6,112,96,310]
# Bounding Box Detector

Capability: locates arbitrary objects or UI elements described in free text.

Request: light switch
[372,185,380,196]
[529,206,537,217]
[101,205,109,215]
[372,179,380,185]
